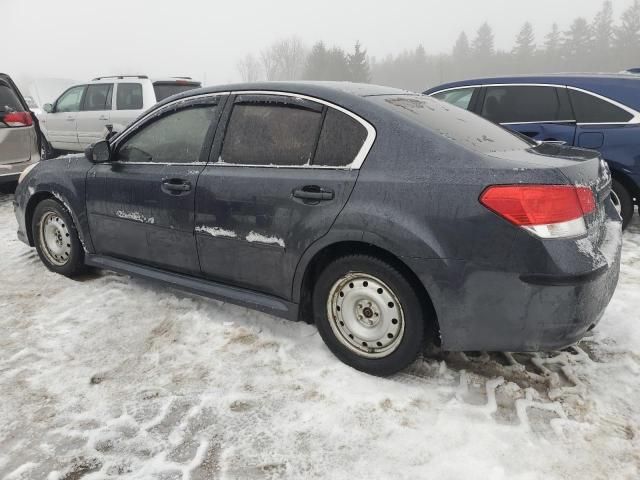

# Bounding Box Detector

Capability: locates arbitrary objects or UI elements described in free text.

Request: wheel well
[24,192,55,246]
[611,170,639,204]
[298,241,441,345]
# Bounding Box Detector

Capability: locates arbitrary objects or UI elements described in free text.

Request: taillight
[480,185,596,239]
[1,111,33,127]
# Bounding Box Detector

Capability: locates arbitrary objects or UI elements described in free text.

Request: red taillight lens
[480,185,596,226]
[2,111,33,127]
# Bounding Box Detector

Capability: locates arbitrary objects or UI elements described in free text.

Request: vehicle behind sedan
[0,73,39,184]
[14,82,622,376]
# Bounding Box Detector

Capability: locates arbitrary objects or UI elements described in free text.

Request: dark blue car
[426,74,640,228]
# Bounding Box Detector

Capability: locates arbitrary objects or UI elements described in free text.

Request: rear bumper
[406,215,623,352]
[0,160,37,184]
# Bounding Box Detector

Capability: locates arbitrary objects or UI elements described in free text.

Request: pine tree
[347,41,371,82]
[453,32,471,59]
[473,22,495,57]
[513,22,536,58]
[303,42,329,80]
[615,0,640,67]
[564,18,593,67]
[593,1,614,51]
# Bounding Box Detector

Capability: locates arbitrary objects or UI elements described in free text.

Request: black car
[14,82,622,376]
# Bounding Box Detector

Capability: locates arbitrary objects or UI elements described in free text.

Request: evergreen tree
[453,32,471,59]
[473,22,495,57]
[303,42,329,80]
[615,0,640,67]
[513,22,536,58]
[593,1,614,50]
[564,18,593,67]
[347,41,371,82]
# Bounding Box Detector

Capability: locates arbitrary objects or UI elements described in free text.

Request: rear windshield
[153,82,201,102]
[375,95,531,153]
[0,84,24,113]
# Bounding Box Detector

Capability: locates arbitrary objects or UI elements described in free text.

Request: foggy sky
[2,0,631,91]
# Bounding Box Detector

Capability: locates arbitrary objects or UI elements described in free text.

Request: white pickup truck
[38,75,201,157]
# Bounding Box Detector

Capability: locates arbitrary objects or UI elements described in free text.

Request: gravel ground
[0,192,638,480]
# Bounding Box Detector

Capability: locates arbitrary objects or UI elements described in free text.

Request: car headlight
[18,163,38,184]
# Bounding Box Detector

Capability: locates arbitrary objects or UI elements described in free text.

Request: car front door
[44,85,85,150]
[194,93,373,299]
[76,83,113,148]
[479,85,577,146]
[85,94,223,275]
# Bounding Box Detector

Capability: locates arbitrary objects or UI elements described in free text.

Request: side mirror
[85,140,112,163]
[43,103,53,113]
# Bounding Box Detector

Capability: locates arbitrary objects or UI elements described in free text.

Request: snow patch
[195,225,237,238]
[116,211,155,224]
[245,231,285,248]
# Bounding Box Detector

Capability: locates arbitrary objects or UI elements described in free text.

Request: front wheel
[611,179,634,230]
[313,255,426,376]
[32,198,87,277]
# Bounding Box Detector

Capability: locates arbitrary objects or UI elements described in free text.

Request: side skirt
[85,254,300,321]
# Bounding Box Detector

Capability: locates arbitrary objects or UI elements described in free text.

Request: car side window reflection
[55,86,86,113]
[116,105,218,164]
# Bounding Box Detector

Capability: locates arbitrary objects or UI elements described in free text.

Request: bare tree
[260,36,308,81]
[237,54,262,82]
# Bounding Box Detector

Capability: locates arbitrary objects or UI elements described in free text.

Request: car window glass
[82,84,113,111]
[117,83,143,110]
[314,108,367,167]
[0,84,24,112]
[568,89,634,123]
[482,86,571,124]
[117,105,217,163]
[56,86,85,113]
[432,88,476,110]
[153,82,201,102]
[221,101,323,166]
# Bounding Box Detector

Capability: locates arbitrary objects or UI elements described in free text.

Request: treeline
[237,0,640,91]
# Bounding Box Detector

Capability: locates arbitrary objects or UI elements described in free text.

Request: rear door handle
[161,178,192,194]
[292,186,334,201]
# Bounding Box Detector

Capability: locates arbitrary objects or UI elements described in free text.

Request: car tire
[32,198,87,277]
[312,255,425,376]
[40,136,58,160]
[611,179,634,230]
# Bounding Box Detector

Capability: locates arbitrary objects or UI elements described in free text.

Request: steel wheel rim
[611,190,622,216]
[327,272,405,359]
[39,211,71,266]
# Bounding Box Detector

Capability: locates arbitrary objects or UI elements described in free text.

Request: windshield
[374,94,531,154]
[153,82,201,102]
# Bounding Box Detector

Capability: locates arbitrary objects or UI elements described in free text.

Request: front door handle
[292,186,334,201]
[161,178,192,195]
[98,115,109,121]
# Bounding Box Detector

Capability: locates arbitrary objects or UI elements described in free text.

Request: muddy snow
[0,193,638,480]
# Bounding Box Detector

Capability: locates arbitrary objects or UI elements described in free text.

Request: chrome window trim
[110,162,207,166]
[501,120,576,126]
[112,90,376,170]
[428,83,640,126]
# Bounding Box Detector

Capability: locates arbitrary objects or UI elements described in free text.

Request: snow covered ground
[0,192,638,480]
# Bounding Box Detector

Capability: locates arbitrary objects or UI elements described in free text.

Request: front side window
[432,88,476,110]
[482,86,572,124]
[56,86,86,113]
[116,83,143,110]
[116,105,218,164]
[221,100,323,166]
[83,84,113,111]
[568,89,634,123]
[314,108,368,167]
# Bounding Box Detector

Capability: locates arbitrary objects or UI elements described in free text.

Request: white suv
[39,75,201,156]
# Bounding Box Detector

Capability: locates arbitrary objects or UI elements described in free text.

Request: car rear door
[109,82,145,136]
[76,83,113,148]
[85,94,223,275]
[44,85,86,150]
[479,85,577,146]
[194,93,373,300]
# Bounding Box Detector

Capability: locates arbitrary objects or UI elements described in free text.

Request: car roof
[425,73,640,111]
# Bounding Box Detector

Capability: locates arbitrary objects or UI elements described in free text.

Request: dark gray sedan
[13,82,622,375]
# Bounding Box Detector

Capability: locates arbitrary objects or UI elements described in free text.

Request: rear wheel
[313,255,425,376]
[611,179,633,230]
[32,199,86,277]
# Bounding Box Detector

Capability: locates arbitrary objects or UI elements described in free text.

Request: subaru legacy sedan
[14,82,622,376]
[426,74,640,228]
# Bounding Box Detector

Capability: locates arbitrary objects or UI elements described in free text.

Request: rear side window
[117,105,218,163]
[56,85,86,113]
[117,83,143,110]
[0,84,24,112]
[314,108,367,167]
[482,86,573,124]
[221,102,323,166]
[568,89,634,123]
[153,82,201,102]
[432,88,476,110]
[83,84,113,111]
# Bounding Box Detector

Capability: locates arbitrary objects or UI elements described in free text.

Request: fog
[3,0,637,100]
